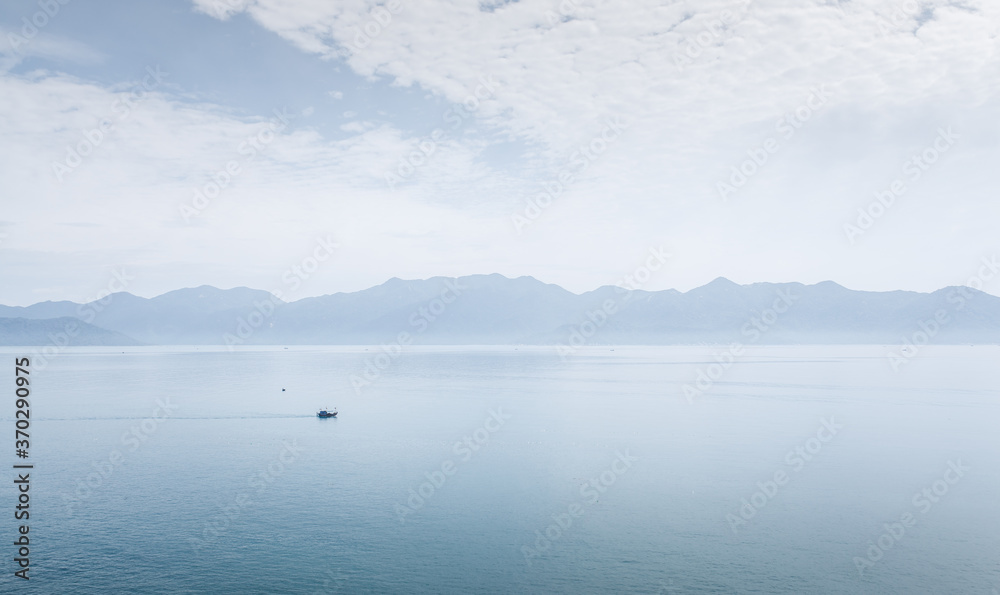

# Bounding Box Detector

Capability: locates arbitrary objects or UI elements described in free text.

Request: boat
[317,408,338,418]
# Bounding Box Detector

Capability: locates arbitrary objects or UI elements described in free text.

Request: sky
[0,0,997,306]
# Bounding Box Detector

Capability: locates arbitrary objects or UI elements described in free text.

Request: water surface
[1,345,997,593]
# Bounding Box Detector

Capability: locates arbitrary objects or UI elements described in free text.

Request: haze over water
[2,345,997,594]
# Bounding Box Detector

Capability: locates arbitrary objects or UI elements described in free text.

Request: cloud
[190,0,254,20]
[0,64,531,302]
[2,0,999,304]
[188,0,999,162]
[0,27,105,72]
[178,0,1000,298]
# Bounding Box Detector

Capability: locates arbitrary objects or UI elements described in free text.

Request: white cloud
[0,27,105,72]
[188,0,999,159]
[1,1,998,304]
[178,0,1000,297]
[0,67,529,303]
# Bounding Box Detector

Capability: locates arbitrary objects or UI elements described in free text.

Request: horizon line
[3,273,998,308]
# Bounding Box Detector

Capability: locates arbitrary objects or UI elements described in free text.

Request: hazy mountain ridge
[1,276,998,345]
[0,317,144,347]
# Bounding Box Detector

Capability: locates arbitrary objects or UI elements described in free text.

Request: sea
[0,345,997,594]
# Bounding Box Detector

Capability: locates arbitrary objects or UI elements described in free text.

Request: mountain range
[1,274,998,346]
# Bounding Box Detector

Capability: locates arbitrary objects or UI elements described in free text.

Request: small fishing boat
[317,408,338,418]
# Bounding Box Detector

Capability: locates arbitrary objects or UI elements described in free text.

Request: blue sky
[0,1,452,140]
[0,0,998,305]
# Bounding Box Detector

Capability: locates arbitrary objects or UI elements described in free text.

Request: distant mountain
[0,285,281,344]
[1,276,998,345]
[0,317,142,346]
[268,275,580,344]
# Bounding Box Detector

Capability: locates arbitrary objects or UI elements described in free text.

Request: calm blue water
[1,345,998,594]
